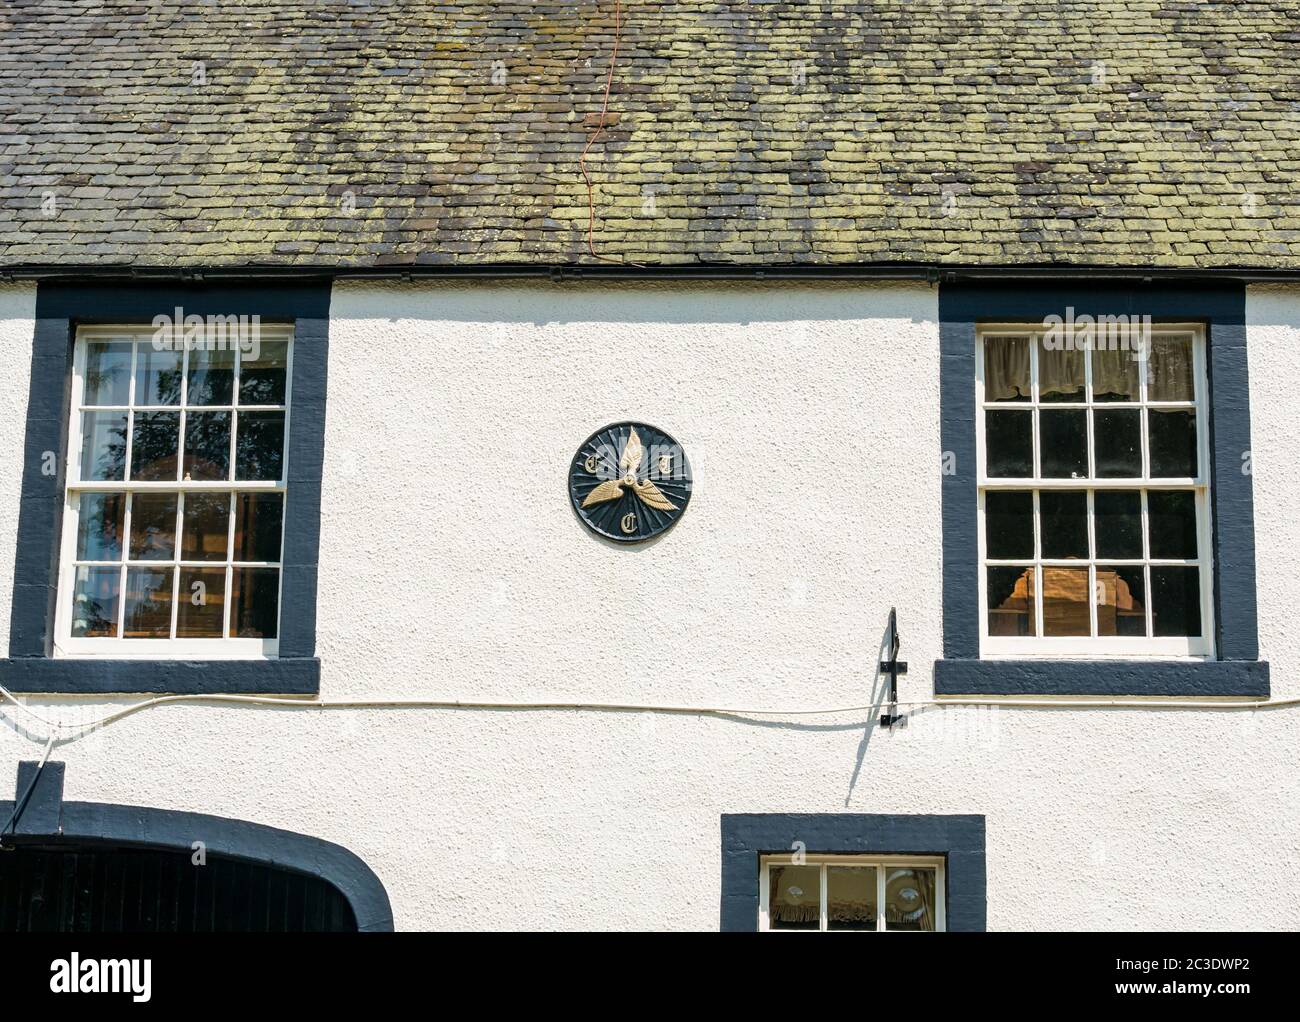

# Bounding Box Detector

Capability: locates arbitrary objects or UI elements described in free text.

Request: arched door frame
[2,761,393,931]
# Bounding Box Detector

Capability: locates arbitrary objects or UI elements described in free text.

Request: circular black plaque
[569,422,693,543]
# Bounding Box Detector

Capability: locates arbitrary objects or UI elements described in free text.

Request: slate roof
[2,0,1299,270]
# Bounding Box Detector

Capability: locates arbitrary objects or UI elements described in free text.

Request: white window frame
[976,323,1215,659]
[53,324,294,659]
[759,854,947,932]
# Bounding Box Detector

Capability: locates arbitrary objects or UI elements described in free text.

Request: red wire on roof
[578,0,642,266]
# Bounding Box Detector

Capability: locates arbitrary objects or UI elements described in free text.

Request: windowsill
[933,658,1268,697]
[52,646,278,660]
[0,657,319,694]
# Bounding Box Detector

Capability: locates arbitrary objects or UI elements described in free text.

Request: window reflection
[71,566,120,637]
[987,567,1035,636]
[184,411,232,480]
[123,567,173,638]
[80,411,128,481]
[1096,566,1146,637]
[769,865,820,931]
[231,567,279,639]
[827,867,877,931]
[239,340,288,405]
[176,567,226,638]
[84,341,133,405]
[234,492,284,563]
[1042,566,1091,636]
[128,492,177,560]
[131,411,180,481]
[134,345,182,406]
[187,345,235,406]
[235,411,285,481]
[76,492,125,561]
[884,868,937,932]
[180,492,231,561]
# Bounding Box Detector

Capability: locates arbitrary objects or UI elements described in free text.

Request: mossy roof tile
[1,0,1297,269]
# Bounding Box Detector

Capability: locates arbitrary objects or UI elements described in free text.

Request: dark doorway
[0,843,357,932]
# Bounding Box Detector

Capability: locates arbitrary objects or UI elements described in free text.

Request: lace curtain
[984,336,1031,401]
[1146,337,1193,399]
[986,334,1186,401]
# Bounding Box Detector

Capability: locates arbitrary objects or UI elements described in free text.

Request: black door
[0,842,356,932]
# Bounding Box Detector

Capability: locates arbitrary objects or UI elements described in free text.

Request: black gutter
[1,262,1299,284]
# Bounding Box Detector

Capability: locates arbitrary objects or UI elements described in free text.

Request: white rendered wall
[0,279,1295,931]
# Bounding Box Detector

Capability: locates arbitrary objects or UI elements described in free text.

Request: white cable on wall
[3,682,1297,751]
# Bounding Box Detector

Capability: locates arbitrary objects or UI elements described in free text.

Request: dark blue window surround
[720,813,987,932]
[0,282,329,694]
[936,281,1268,697]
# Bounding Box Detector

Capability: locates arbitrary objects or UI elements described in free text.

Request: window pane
[134,344,182,406]
[76,491,126,561]
[128,492,177,560]
[1039,409,1087,478]
[1147,335,1194,401]
[79,410,128,481]
[122,566,174,638]
[70,566,120,637]
[988,566,1035,636]
[1148,410,1197,477]
[1038,338,1084,402]
[1094,408,1141,478]
[983,336,1030,402]
[239,340,288,405]
[827,867,877,931]
[176,567,227,638]
[131,410,180,481]
[1097,565,1147,637]
[187,344,235,406]
[235,411,285,481]
[180,492,231,561]
[984,490,1034,559]
[183,410,231,481]
[1147,490,1198,560]
[1151,566,1203,637]
[768,865,820,931]
[83,340,132,405]
[1042,566,1091,636]
[1092,345,1139,402]
[231,567,279,638]
[984,411,1032,477]
[1039,490,1088,559]
[884,867,936,932]
[1094,491,1143,559]
[234,492,284,562]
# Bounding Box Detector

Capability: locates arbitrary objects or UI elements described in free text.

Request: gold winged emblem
[581,428,678,512]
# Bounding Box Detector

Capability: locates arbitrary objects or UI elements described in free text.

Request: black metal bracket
[879,607,908,729]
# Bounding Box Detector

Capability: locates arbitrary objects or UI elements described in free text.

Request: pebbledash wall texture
[0,278,1297,929]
